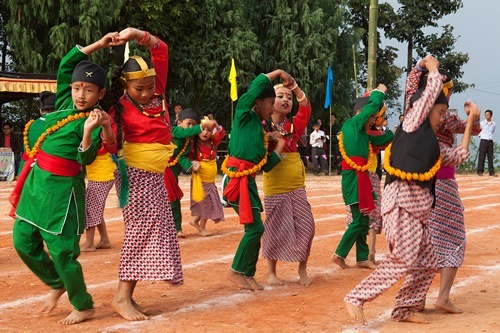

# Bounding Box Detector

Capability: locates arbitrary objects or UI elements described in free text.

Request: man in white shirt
[309,122,328,175]
[477,109,496,176]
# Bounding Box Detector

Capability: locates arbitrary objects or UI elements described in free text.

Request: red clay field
[0,173,499,332]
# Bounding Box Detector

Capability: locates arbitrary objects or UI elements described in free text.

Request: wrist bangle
[135,31,151,45]
[290,83,298,91]
[297,92,307,103]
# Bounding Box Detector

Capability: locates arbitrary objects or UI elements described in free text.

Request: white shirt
[479,119,496,140]
[310,129,325,148]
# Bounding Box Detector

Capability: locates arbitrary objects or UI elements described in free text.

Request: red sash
[164,167,184,202]
[342,156,375,215]
[222,157,257,224]
[9,150,82,218]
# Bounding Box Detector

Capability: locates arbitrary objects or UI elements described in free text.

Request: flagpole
[231,101,234,130]
[329,105,332,175]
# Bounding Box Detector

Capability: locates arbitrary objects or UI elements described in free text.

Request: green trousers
[170,199,182,232]
[231,206,264,277]
[334,204,369,262]
[13,215,93,311]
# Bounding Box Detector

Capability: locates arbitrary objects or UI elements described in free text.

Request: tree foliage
[1,0,471,131]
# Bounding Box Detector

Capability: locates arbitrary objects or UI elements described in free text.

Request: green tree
[383,0,467,87]
[243,1,355,122]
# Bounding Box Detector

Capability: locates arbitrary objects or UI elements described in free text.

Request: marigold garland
[167,139,189,167]
[338,132,374,172]
[23,119,36,155]
[27,112,90,159]
[221,129,269,178]
[383,143,442,182]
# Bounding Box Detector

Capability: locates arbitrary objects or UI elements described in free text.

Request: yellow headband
[443,80,453,98]
[122,56,156,81]
[374,103,387,126]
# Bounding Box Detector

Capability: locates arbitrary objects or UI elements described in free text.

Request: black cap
[39,91,56,110]
[257,82,276,100]
[351,96,369,113]
[178,108,197,122]
[71,60,106,89]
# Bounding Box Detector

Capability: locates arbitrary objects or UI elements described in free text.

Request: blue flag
[324,65,334,109]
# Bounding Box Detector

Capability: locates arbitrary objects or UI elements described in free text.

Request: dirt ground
[0,173,499,333]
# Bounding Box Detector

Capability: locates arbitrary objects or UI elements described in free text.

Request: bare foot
[95,240,112,249]
[42,288,66,313]
[401,312,429,324]
[226,270,252,290]
[199,229,211,237]
[177,231,186,238]
[356,260,377,269]
[298,270,312,286]
[368,254,379,265]
[418,297,426,312]
[345,302,367,325]
[111,298,148,321]
[267,273,284,286]
[245,277,264,291]
[59,308,94,325]
[189,220,201,232]
[132,299,149,315]
[435,299,463,314]
[331,255,349,269]
[80,243,96,252]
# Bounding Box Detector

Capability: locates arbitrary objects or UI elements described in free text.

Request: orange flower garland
[383,143,442,182]
[23,119,36,155]
[167,139,189,167]
[221,129,269,178]
[338,132,374,172]
[27,112,90,159]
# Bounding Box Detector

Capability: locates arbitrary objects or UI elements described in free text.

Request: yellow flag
[228,58,238,101]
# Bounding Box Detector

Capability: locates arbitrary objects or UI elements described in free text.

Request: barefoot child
[344,55,455,325]
[11,32,120,325]
[108,28,185,321]
[261,81,315,286]
[332,86,392,270]
[222,70,289,291]
[169,108,217,237]
[428,99,481,313]
[345,98,392,266]
[189,120,226,236]
[81,146,115,251]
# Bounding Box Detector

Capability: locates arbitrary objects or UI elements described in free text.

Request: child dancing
[344,55,457,325]
[261,80,315,286]
[190,120,226,236]
[11,32,119,324]
[222,70,290,291]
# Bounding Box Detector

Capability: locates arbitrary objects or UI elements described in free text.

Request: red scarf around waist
[222,156,257,224]
[9,150,82,218]
[341,156,375,215]
[164,167,183,202]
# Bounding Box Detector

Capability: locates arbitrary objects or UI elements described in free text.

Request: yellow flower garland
[23,119,36,155]
[338,132,374,172]
[167,139,189,167]
[383,143,442,182]
[27,112,90,159]
[221,129,269,178]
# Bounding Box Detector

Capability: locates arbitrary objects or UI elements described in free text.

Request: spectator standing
[477,109,496,176]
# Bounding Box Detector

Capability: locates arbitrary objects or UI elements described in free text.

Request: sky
[381,0,500,143]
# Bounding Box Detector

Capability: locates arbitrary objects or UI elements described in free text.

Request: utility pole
[367,0,379,90]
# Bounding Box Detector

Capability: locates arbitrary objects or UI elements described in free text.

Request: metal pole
[367,0,379,90]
